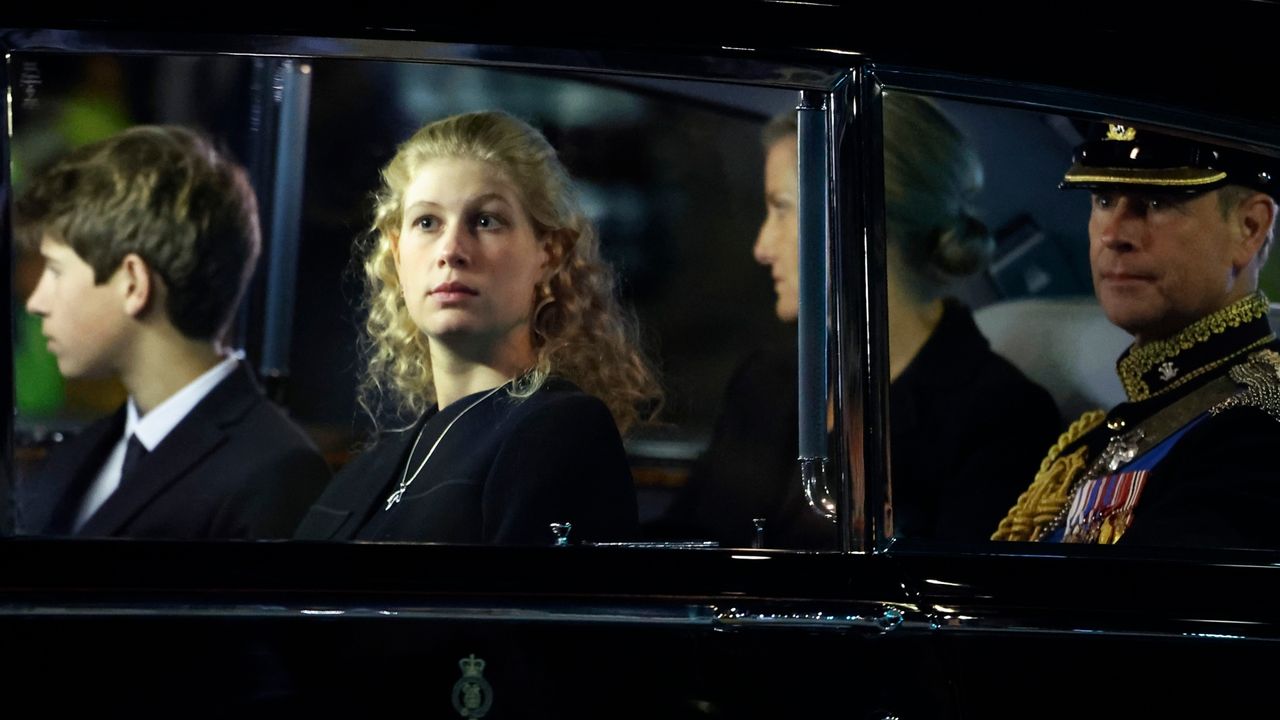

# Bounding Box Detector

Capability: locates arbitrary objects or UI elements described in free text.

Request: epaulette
[1210,349,1280,423]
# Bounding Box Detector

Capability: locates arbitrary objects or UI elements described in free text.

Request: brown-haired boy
[17,125,329,538]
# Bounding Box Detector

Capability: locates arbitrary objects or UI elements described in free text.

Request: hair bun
[930,213,993,278]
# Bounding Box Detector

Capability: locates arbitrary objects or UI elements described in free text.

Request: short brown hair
[1218,184,1277,267]
[15,125,261,341]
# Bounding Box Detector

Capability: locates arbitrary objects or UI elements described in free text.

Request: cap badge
[1106,124,1138,142]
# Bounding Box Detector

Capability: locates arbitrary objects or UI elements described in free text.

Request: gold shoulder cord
[991,410,1106,542]
[993,348,1280,543]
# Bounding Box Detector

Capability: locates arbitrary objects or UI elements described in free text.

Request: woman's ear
[389,230,402,273]
[540,229,570,271]
[540,230,565,276]
[118,253,154,318]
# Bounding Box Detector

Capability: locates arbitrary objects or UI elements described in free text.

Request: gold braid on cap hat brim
[1061,167,1228,187]
[991,409,1107,542]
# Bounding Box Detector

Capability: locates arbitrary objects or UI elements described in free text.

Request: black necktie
[120,434,148,484]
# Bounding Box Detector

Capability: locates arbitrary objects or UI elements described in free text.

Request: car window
[880,89,1280,553]
[5,48,847,550]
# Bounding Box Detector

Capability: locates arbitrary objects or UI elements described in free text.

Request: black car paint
[4,6,1280,716]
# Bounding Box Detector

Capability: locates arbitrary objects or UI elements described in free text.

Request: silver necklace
[384,383,506,510]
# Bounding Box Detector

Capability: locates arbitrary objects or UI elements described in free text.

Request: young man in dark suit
[15,125,331,539]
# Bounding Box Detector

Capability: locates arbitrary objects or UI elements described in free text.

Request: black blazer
[17,363,331,539]
[295,379,638,545]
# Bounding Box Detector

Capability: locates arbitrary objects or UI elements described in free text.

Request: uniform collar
[1116,292,1274,402]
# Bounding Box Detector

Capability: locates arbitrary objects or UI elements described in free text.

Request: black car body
[3,6,1279,717]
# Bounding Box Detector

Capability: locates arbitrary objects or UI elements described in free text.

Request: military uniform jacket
[995,293,1280,550]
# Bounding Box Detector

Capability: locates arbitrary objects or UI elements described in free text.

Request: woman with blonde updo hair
[662,94,1059,546]
[875,94,1059,540]
[297,111,659,545]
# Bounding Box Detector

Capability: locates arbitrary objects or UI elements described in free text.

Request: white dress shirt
[74,356,240,530]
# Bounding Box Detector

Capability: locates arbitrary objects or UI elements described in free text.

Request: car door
[0,25,954,719]
[864,65,1280,717]
[6,10,1280,718]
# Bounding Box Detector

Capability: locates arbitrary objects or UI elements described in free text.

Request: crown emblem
[1106,124,1138,142]
[459,654,486,676]
[453,654,493,718]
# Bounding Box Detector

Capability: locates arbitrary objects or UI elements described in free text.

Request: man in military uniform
[994,123,1280,548]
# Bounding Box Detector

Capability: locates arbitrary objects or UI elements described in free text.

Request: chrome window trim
[0,29,852,92]
[838,69,888,552]
[0,50,13,537]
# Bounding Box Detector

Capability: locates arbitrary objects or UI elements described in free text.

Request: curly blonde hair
[358,111,660,434]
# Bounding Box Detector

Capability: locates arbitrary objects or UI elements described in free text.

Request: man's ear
[1235,192,1277,269]
[118,253,154,318]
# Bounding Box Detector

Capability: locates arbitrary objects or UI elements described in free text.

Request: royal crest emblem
[1158,361,1178,381]
[1106,123,1138,141]
[452,654,494,718]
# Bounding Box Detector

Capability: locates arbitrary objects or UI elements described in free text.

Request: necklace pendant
[385,487,406,510]
[385,383,508,515]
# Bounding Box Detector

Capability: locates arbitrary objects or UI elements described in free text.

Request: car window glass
[7,51,843,550]
[883,90,1280,554]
